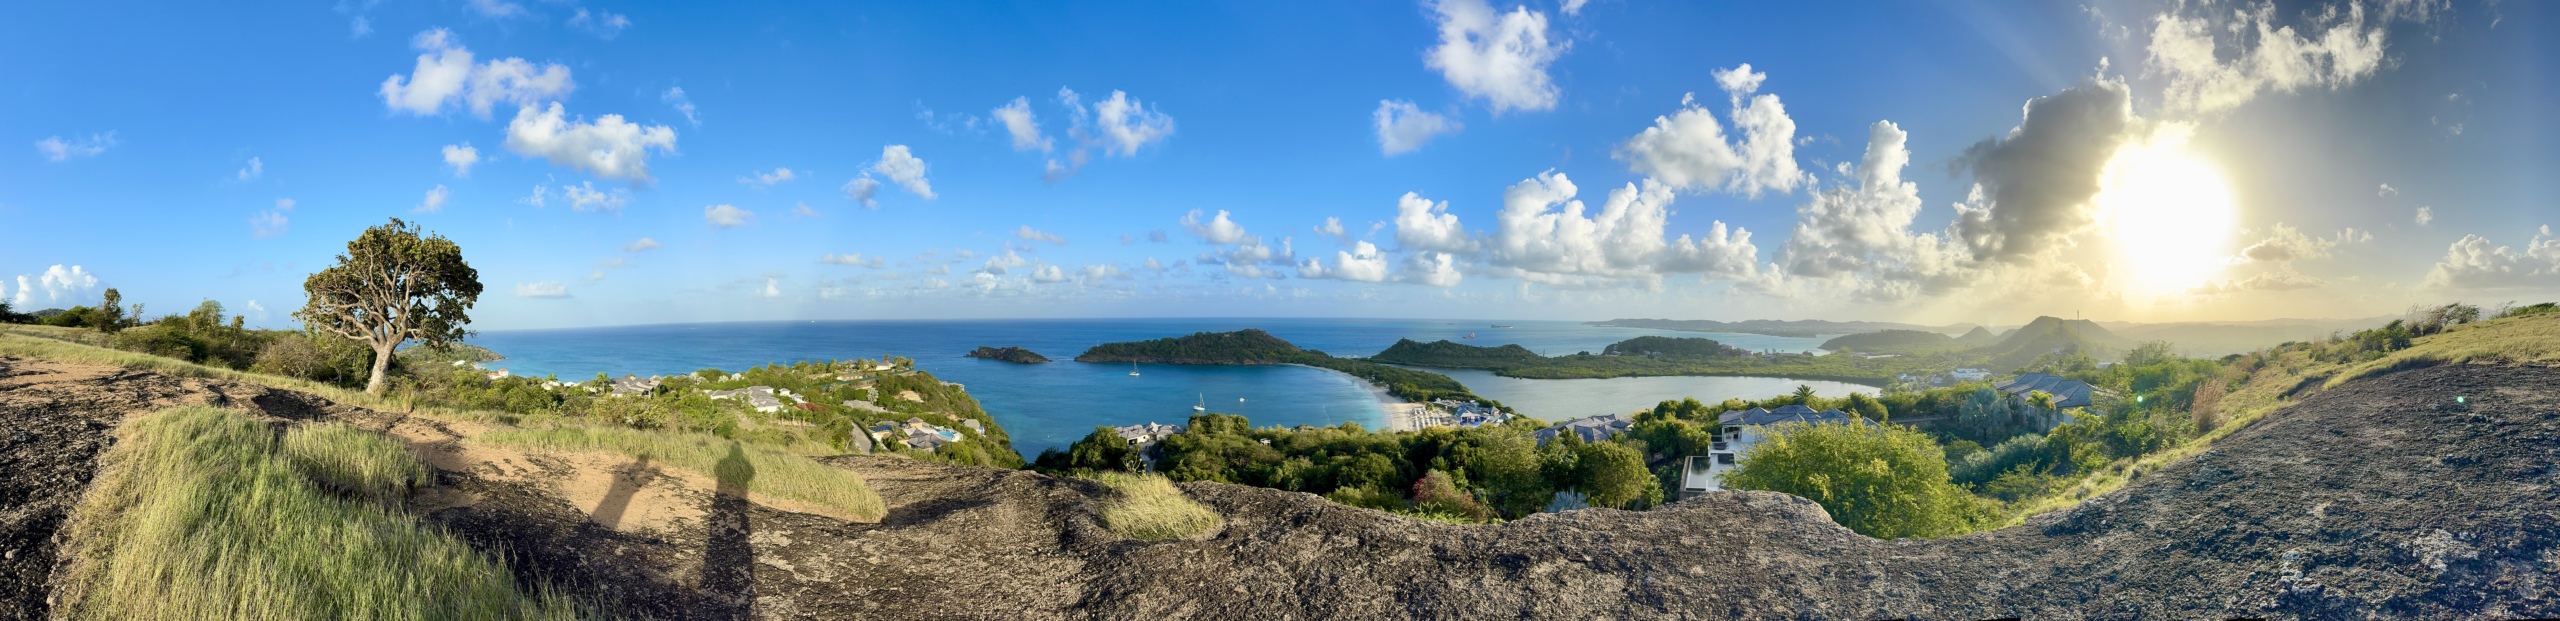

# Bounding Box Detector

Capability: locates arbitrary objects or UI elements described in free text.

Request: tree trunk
[366,343,395,395]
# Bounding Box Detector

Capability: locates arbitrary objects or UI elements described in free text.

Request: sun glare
[2096,130,2236,298]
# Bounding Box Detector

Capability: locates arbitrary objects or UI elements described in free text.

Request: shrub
[252,333,376,388]
[1726,421,1997,539]
[108,324,207,362]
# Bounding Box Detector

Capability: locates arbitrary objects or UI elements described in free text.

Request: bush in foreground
[50,406,578,620]
[1086,472,1222,540]
[1724,421,1999,540]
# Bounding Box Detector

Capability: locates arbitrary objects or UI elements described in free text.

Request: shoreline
[1286,362,1422,432]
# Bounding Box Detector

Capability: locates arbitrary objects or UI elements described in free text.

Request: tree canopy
[294,218,482,394]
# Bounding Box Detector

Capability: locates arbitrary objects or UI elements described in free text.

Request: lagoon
[468,318,1842,454]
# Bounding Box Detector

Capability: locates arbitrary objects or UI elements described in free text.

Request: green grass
[1084,472,1222,540]
[472,424,887,522]
[283,422,435,503]
[51,406,580,620]
[2328,311,2560,388]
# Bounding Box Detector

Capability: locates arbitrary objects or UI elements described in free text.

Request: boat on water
[1194,394,1207,412]
[1462,332,1477,339]
[1491,324,1514,328]
[1128,362,1140,377]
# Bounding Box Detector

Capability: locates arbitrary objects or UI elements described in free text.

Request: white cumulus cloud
[442,144,480,177]
[503,103,678,183]
[561,181,629,213]
[662,87,699,127]
[1299,241,1391,282]
[1374,100,1461,156]
[822,253,885,268]
[1426,0,1567,113]
[870,145,934,199]
[2416,205,2434,226]
[843,177,882,208]
[237,157,263,181]
[380,29,573,118]
[2144,0,2432,115]
[992,96,1050,152]
[568,8,631,39]
[623,237,661,252]
[1613,64,1805,198]
[2423,226,2560,289]
[704,204,753,228]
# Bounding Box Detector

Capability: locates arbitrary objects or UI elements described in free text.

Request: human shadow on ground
[589,456,650,530]
[703,443,756,619]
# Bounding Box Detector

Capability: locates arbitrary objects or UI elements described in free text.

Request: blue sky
[2,0,2552,330]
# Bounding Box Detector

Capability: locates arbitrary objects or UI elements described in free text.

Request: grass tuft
[473,424,886,522]
[283,421,436,503]
[51,406,581,620]
[1085,472,1222,540]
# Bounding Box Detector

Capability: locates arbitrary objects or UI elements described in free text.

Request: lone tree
[294,218,482,394]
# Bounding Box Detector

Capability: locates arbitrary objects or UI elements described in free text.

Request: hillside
[1817,329,1956,353]
[1953,325,1999,346]
[965,346,1052,364]
[7,345,2556,617]
[1369,338,1545,368]
[1074,329,1306,364]
[1975,316,2132,370]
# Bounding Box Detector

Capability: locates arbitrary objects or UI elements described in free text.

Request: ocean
[467,318,1875,455]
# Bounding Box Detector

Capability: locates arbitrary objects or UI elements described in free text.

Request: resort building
[1951,368,1991,382]
[1681,405,1874,499]
[1991,373,2098,409]
[607,374,662,398]
[1533,413,1636,445]
[702,386,786,413]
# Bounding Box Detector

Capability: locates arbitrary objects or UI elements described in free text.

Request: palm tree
[1793,384,1817,405]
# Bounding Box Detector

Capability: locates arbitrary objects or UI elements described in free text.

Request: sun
[2096,129,2236,298]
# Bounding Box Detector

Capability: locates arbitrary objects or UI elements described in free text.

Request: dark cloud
[1953,80,2134,261]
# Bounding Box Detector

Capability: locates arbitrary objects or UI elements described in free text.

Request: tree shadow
[703,443,757,619]
[589,456,649,530]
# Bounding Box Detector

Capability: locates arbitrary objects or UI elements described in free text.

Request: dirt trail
[3,355,2556,619]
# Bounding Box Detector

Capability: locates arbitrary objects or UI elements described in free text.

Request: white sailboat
[1128,362,1140,377]
[1194,393,1207,412]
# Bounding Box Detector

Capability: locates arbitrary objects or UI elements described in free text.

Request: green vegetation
[1038,411,1645,523]
[1370,338,1545,369]
[51,406,579,620]
[1083,472,1222,540]
[295,218,484,394]
[1723,421,2000,539]
[965,345,1051,364]
[1587,317,1945,338]
[399,342,504,367]
[475,424,887,521]
[1077,329,1502,406]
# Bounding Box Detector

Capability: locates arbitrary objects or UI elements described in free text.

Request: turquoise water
[466,318,1851,454]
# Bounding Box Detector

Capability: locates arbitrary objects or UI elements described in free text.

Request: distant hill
[1370,339,1544,369]
[1818,329,1957,353]
[1074,329,1306,364]
[1954,326,1999,346]
[1600,336,1750,358]
[1588,318,1970,338]
[1977,316,2132,370]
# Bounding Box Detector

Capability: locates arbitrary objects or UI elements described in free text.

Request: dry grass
[1084,472,1222,540]
[284,422,436,503]
[51,406,581,620]
[2328,312,2560,388]
[0,332,496,424]
[472,424,887,522]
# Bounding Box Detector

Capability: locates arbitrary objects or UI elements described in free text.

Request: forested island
[965,346,1051,364]
[1076,329,1499,407]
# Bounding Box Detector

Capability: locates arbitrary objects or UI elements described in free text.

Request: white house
[1680,405,1873,499]
[1951,368,1991,382]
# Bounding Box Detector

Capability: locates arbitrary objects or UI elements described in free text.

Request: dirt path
[4,355,2557,619]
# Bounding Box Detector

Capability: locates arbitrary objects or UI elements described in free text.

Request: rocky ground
[3,355,2555,619]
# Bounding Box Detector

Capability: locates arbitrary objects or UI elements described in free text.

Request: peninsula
[964,346,1052,364]
[1075,329,1499,409]
[1374,317,2135,385]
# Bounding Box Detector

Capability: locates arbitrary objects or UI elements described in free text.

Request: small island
[965,346,1052,364]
